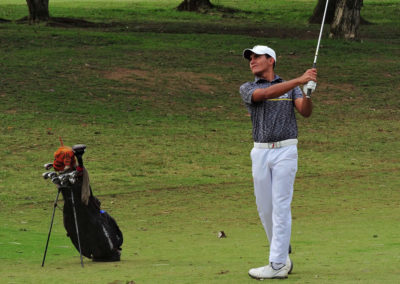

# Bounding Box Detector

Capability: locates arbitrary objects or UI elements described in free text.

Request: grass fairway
[1,0,399,283]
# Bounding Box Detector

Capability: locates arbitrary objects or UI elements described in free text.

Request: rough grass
[1,0,400,283]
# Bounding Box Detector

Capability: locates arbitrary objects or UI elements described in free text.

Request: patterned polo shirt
[240,75,303,143]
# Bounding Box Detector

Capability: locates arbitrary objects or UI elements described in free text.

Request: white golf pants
[250,144,298,264]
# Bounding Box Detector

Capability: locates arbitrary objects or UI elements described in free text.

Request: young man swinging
[239,45,317,279]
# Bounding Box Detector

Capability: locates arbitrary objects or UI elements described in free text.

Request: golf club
[58,173,70,186]
[306,0,330,98]
[43,172,57,180]
[41,188,61,267]
[44,163,53,170]
[51,175,61,185]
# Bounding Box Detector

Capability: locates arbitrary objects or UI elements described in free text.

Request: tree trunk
[330,0,363,40]
[177,0,213,11]
[309,0,338,24]
[26,0,49,23]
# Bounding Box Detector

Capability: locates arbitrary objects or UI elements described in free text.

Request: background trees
[309,0,365,40]
[26,0,49,23]
[177,0,213,11]
[12,0,367,40]
[330,0,364,39]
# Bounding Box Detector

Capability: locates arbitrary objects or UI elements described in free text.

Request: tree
[309,0,337,24]
[329,0,363,39]
[309,0,365,40]
[26,0,49,23]
[177,0,213,12]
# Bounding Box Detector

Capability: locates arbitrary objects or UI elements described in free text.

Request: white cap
[243,45,276,63]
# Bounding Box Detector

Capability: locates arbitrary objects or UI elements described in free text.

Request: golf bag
[59,177,123,262]
[42,142,123,265]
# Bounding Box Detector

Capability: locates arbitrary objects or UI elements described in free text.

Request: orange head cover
[53,139,76,172]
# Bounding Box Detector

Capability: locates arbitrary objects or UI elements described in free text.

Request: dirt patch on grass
[104,68,151,82]
[102,67,226,114]
[103,67,222,95]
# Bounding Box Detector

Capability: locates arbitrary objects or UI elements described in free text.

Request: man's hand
[299,68,317,84]
[299,68,317,98]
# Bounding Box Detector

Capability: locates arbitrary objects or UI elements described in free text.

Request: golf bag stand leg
[42,188,61,267]
[70,188,84,267]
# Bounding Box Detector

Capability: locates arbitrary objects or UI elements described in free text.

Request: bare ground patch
[103,67,222,96]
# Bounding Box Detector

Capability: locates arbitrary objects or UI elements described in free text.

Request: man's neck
[259,70,275,82]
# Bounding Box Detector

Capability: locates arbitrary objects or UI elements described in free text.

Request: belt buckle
[272,141,281,148]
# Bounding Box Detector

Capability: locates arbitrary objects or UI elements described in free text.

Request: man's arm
[294,96,313,118]
[252,68,317,102]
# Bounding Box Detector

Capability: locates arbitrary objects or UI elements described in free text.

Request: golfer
[240,45,317,279]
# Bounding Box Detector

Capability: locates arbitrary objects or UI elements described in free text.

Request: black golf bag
[42,143,123,266]
[59,177,123,262]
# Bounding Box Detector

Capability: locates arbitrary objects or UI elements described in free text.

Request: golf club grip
[307,62,317,97]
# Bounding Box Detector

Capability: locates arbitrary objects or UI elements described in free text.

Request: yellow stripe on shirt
[268,98,293,101]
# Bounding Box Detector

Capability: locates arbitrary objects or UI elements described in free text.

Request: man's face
[249,53,274,76]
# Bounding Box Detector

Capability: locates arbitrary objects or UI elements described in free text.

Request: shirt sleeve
[239,82,257,105]
[292,85,303,100]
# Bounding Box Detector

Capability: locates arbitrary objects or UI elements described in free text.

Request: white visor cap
[243,45,276,63]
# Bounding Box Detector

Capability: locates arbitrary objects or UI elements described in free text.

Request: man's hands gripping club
[300,69,317,98]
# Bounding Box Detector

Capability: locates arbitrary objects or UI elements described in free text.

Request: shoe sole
[248,273,288,280]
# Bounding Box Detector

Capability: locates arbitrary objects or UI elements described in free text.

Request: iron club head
[44,163,53,170]
[43,172,58,180]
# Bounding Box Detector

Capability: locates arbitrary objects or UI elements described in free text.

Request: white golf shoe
[286,255,293,274]
[248,257,293,280]
[248,264,288,279]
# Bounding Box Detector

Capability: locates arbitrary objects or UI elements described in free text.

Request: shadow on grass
[5,16,320,40]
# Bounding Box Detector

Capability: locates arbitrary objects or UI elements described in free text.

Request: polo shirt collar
[254,75,282,83]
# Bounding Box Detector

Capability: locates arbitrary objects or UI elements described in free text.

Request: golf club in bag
[305,0,330,98]
[42,143,123,267]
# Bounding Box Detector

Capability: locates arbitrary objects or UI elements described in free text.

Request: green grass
[1,0,400,283]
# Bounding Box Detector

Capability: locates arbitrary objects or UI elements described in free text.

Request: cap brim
[243,49,253,60]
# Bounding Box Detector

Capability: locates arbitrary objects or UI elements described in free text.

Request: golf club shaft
[313,0,330,65]
[307,0,330,97]
[42,189,61,267]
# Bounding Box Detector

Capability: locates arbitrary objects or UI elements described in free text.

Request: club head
[72,144,86,156]
[58,173,68,181]
[70,170,80,179]
[51,176,61,185]
[44,163,53,170]
[43,172,57,180]
[69,177,76,184]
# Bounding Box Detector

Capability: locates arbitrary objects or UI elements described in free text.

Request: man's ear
[270,58,276,69]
